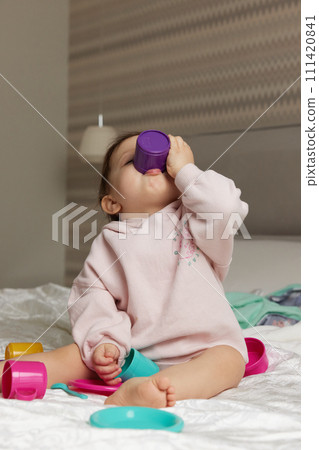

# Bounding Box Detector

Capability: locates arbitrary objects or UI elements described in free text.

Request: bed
[0,235,301,449]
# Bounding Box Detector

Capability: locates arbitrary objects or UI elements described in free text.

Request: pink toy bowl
[68,379,122,396]
[244,337,269,377]
[2,360,47,401]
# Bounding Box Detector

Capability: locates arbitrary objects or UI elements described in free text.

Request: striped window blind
[68,0,300,146]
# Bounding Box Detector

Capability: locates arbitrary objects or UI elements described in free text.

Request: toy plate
[244,337,269,377]
[90,406,184,432]
[68,379,122,395]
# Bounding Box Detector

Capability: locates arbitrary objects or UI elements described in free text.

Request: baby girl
[0,132,249,408]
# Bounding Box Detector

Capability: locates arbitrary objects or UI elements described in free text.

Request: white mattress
[0,236,301,449]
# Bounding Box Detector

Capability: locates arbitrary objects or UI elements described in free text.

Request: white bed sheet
[0,283,300,450]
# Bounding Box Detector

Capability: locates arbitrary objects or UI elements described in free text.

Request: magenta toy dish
[68,379,122,395]
[244,337,269,377]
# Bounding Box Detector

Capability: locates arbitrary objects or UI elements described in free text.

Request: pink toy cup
[2,360,47,401]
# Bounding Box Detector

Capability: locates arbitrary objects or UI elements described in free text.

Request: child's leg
[0,343,99,391]
[156,345,245,400]
[104,345,245,408]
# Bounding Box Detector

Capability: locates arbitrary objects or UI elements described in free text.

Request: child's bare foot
[104,374,176,408]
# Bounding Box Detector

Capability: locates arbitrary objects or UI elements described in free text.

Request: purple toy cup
[244,337,269,377]
[2,360,47,401]
[133,130,171,174]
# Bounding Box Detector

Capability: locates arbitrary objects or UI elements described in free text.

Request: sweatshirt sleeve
[174,163,249,282]
[67,233,132,370]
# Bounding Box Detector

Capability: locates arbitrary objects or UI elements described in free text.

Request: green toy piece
[51,383,88,399]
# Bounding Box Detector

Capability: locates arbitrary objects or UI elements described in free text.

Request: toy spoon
[51,383,88,399]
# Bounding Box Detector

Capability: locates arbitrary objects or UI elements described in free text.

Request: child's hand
[166,135,195,179]
[92,343,122,385]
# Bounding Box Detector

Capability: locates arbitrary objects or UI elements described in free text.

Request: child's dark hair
[98,130,142,223]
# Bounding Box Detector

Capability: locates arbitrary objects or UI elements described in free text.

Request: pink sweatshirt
[68,163,249,370]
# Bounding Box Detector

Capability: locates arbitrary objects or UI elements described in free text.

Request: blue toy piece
[51,383,88,399]
[90,406,184,432]
[114,348,159,381]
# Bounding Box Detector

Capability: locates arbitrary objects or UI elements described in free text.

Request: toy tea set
[1,337,268,432]
[2,342,184,432]
[0,130,268,430]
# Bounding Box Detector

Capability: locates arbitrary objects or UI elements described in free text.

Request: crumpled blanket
[0,283,300,450]
[226,284,301,329]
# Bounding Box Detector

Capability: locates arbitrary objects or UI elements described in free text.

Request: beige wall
[0,1,69,288]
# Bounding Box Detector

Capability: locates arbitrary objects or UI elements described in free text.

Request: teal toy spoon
[51,383,88,399]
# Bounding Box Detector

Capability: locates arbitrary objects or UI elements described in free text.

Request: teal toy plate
[90,406,184,433]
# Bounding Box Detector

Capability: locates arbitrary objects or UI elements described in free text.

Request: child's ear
[101,195,122,215]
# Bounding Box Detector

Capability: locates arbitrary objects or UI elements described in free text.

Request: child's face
[101,135,181,218]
